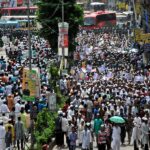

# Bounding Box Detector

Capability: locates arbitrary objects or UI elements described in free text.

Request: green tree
[36,0,83,52]
[34,108,55,145]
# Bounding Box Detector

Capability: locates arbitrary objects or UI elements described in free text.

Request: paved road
[53,137,142,150]
[53,144,135,150]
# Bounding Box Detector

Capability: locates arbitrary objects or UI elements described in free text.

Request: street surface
[53,137,140,150]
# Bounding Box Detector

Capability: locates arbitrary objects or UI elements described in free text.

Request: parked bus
[82,11,116,30]
[90,2,105,11]
[0,6,37,30]
[1,15,36,20]
[1,6,37,16]
[0,20,18,28]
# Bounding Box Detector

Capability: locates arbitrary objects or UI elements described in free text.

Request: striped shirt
[98,131,107,144]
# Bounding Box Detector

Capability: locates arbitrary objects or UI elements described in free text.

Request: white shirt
[67,109,74,119]
[15,103,21,113]
[0,125,6,150]
[61,117,68,132]
[0,104,10,113]
[82,129,91,149]
[112,126,121,140]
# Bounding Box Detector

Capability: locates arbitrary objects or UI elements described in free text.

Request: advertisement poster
[58,22,69,56]
[46,92,56,111]
[22,68,40,101]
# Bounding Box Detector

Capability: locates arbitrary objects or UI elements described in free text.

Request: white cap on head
[142,117,148,121]
[58,110,63,115]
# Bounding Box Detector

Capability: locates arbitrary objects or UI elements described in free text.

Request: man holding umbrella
[111,123,121,150]
[110,116,125,150]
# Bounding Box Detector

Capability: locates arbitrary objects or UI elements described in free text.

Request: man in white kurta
[82,126,91,150]
[111,125,121,150]
[0,122,6,150]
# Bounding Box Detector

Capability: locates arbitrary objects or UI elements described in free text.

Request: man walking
[15,116,24,150]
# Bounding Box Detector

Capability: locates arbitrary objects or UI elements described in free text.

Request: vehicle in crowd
[1,6,37,16]
[122,11,134,27]
[82,11,116,30]
[116,13,128,28]
[90,2,106,11]
[0,19,36,30]
[1,15,36,20]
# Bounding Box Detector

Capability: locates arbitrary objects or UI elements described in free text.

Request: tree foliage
[36,0,83,52]
[34,108,55,144]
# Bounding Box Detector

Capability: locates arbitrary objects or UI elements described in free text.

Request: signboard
[135,2,141,15]
[140,33,150,43]
[117,2,126,10]
[134,28,143,42]
[58,22,69,56]
[22,67,40,101]
[47,92,56,111]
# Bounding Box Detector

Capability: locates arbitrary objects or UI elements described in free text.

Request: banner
[134,28,143,42]
[22,68,40,101]
[58,22,69,56]
[46,92,56,111]
[135,2,141,15]
[140,33,150,43]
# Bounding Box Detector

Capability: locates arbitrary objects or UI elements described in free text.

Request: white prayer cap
[58,110,63,115]
[86,122,90,126]
[0,120,3,125]
[142,117,148,121]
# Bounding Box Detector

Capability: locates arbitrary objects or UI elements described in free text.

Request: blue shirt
[69,132,77,146]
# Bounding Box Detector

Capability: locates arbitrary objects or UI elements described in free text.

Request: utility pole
[27,0,32,70]
[27,1,34,149]
[62,0,64,70]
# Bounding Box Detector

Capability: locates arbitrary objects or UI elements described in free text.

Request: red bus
[1,6,37,16]
[82,11,116,30]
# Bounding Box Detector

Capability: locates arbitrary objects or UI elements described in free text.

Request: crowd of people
[0,32,54,150]
[55,30,150,150]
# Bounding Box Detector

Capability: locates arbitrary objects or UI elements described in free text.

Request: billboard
[22,67,40,101]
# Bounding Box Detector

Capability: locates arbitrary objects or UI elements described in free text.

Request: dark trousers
[144,144,148,150]
[67,136,70,148]
[134,140,139,150]
[55,131,63,146]
[69,145,76,150]
[127,130,132,144]
[106,137,111,150]
[98,143,106,150]
[17,139,24,150]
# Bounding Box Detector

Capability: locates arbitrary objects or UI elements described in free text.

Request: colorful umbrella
[110,116,125,123]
